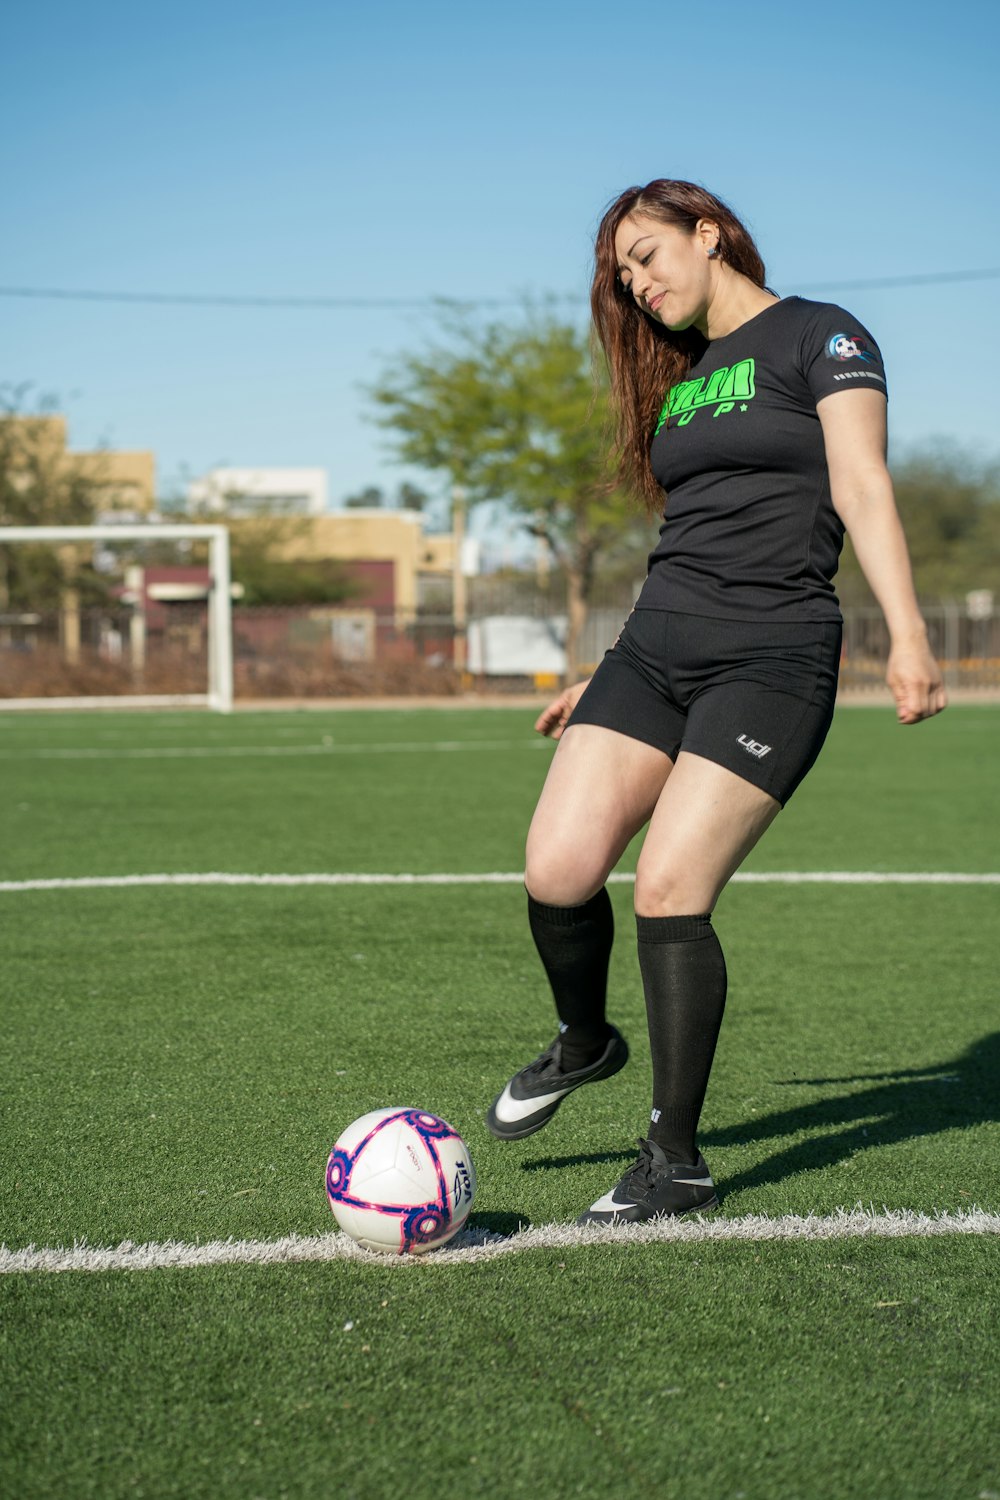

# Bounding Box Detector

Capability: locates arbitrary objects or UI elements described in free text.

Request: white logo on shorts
[738,734,772,759]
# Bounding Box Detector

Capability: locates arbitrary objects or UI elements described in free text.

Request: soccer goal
[0,524,234,712]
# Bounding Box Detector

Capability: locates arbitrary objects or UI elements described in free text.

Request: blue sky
[3,0,999,541]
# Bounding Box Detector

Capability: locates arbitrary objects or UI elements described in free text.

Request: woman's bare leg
[627,751,780,1171]
[580,752,784,1219]
[633,751,781,916]
[525,724,673,905]
[487,724,675,1141]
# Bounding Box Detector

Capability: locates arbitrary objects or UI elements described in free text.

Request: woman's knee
[633,864,717,918]
[524,837,610,908]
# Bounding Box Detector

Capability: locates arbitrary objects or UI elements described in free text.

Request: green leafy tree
[397,481,428,513]
[161,508,358,608]
[227,515,358,606]
[369,306,647,681]
[0,386,113,610]
[838,445,1000,605]
[162,495,360,608]
[343,484,386,510]
[342,481,429,513]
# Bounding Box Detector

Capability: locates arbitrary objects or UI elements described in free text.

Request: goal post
[0,524,234,712]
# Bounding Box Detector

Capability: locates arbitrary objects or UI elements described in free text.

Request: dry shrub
[0,642,461,699]
[234,654,461,698]
[0,643,205,698]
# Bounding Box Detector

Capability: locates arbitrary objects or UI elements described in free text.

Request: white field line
[0,870,998,894]
[0,739,548,760]
[2,1207,997,1275]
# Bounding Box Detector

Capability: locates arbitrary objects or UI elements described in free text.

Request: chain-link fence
[2,598,998,700]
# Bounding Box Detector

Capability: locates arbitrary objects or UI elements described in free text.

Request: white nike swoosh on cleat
[672,1176,715,1187]
[492,1081,566,1124]
[587,1190,638,1214]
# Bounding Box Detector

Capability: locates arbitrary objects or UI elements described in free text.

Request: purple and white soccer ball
[326,1108,476,1255]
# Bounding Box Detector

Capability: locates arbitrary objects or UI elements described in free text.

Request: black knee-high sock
[636,913,727,1162]
[527,889,614,1070]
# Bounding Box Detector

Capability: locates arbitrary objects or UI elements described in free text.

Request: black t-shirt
[637,296,888,622]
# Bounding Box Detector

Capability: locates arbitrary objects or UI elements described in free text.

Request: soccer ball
[326,1108,476,1255]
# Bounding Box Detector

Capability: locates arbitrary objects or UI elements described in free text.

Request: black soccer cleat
[486,1025,629,1141]
[577,1138,720,1224]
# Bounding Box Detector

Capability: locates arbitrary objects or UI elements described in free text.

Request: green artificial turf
[2,1240,997,1500]
[1,882,997,1249]
[1,705,998,1500]
[0,704,996,878]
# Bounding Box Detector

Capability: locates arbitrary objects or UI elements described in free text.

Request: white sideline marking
[0,871,998,894]
[2,1208,997,1275]
[725,871,1000,885]
[0,739,547,760]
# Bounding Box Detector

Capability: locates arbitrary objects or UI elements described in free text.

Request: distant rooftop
[187,466,328,517]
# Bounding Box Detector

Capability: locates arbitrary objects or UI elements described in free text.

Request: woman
[485,179,946,1223]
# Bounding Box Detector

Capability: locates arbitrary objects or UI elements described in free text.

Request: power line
[794,268,1000,292]
[1,267,999,311]
[0,286,475,310]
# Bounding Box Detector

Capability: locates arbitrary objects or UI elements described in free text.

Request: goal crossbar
[0,524,233,713]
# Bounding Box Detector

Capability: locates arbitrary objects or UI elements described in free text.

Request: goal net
[0,524,233,712]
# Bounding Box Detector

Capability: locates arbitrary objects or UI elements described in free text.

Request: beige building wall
[1,414,156,515]
[419,534,457,572]
[3,414,69,463]
[273,509,456,614]
[77,449,156,515]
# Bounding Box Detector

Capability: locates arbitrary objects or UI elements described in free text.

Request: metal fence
[2,599,998,700]
[840,604,1000,691]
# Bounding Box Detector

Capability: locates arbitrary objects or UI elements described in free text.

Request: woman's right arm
[535,680,591,738]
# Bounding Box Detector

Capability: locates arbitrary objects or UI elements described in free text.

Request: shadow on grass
[518,1149,635,1173]
[506,1035,998,1196]
[469,1211,533,1235]
[701,1031,999,1196]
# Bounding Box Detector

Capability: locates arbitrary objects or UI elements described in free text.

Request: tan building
[3,419,465,622]
[1,415,156,517]
[273,509,459,616]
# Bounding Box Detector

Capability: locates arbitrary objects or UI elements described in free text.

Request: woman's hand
[534,679,591,739]
[886,635,947,724]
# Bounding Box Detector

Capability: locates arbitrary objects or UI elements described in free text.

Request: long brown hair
[591,180,767,509]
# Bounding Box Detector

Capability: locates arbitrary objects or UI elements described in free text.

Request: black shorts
[565,608,842,806]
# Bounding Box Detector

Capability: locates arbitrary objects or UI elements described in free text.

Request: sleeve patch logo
[826,333,875,363]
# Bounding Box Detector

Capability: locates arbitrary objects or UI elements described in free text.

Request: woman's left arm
[818,388,947,724]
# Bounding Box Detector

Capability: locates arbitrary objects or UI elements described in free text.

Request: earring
[707,244,720,259]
